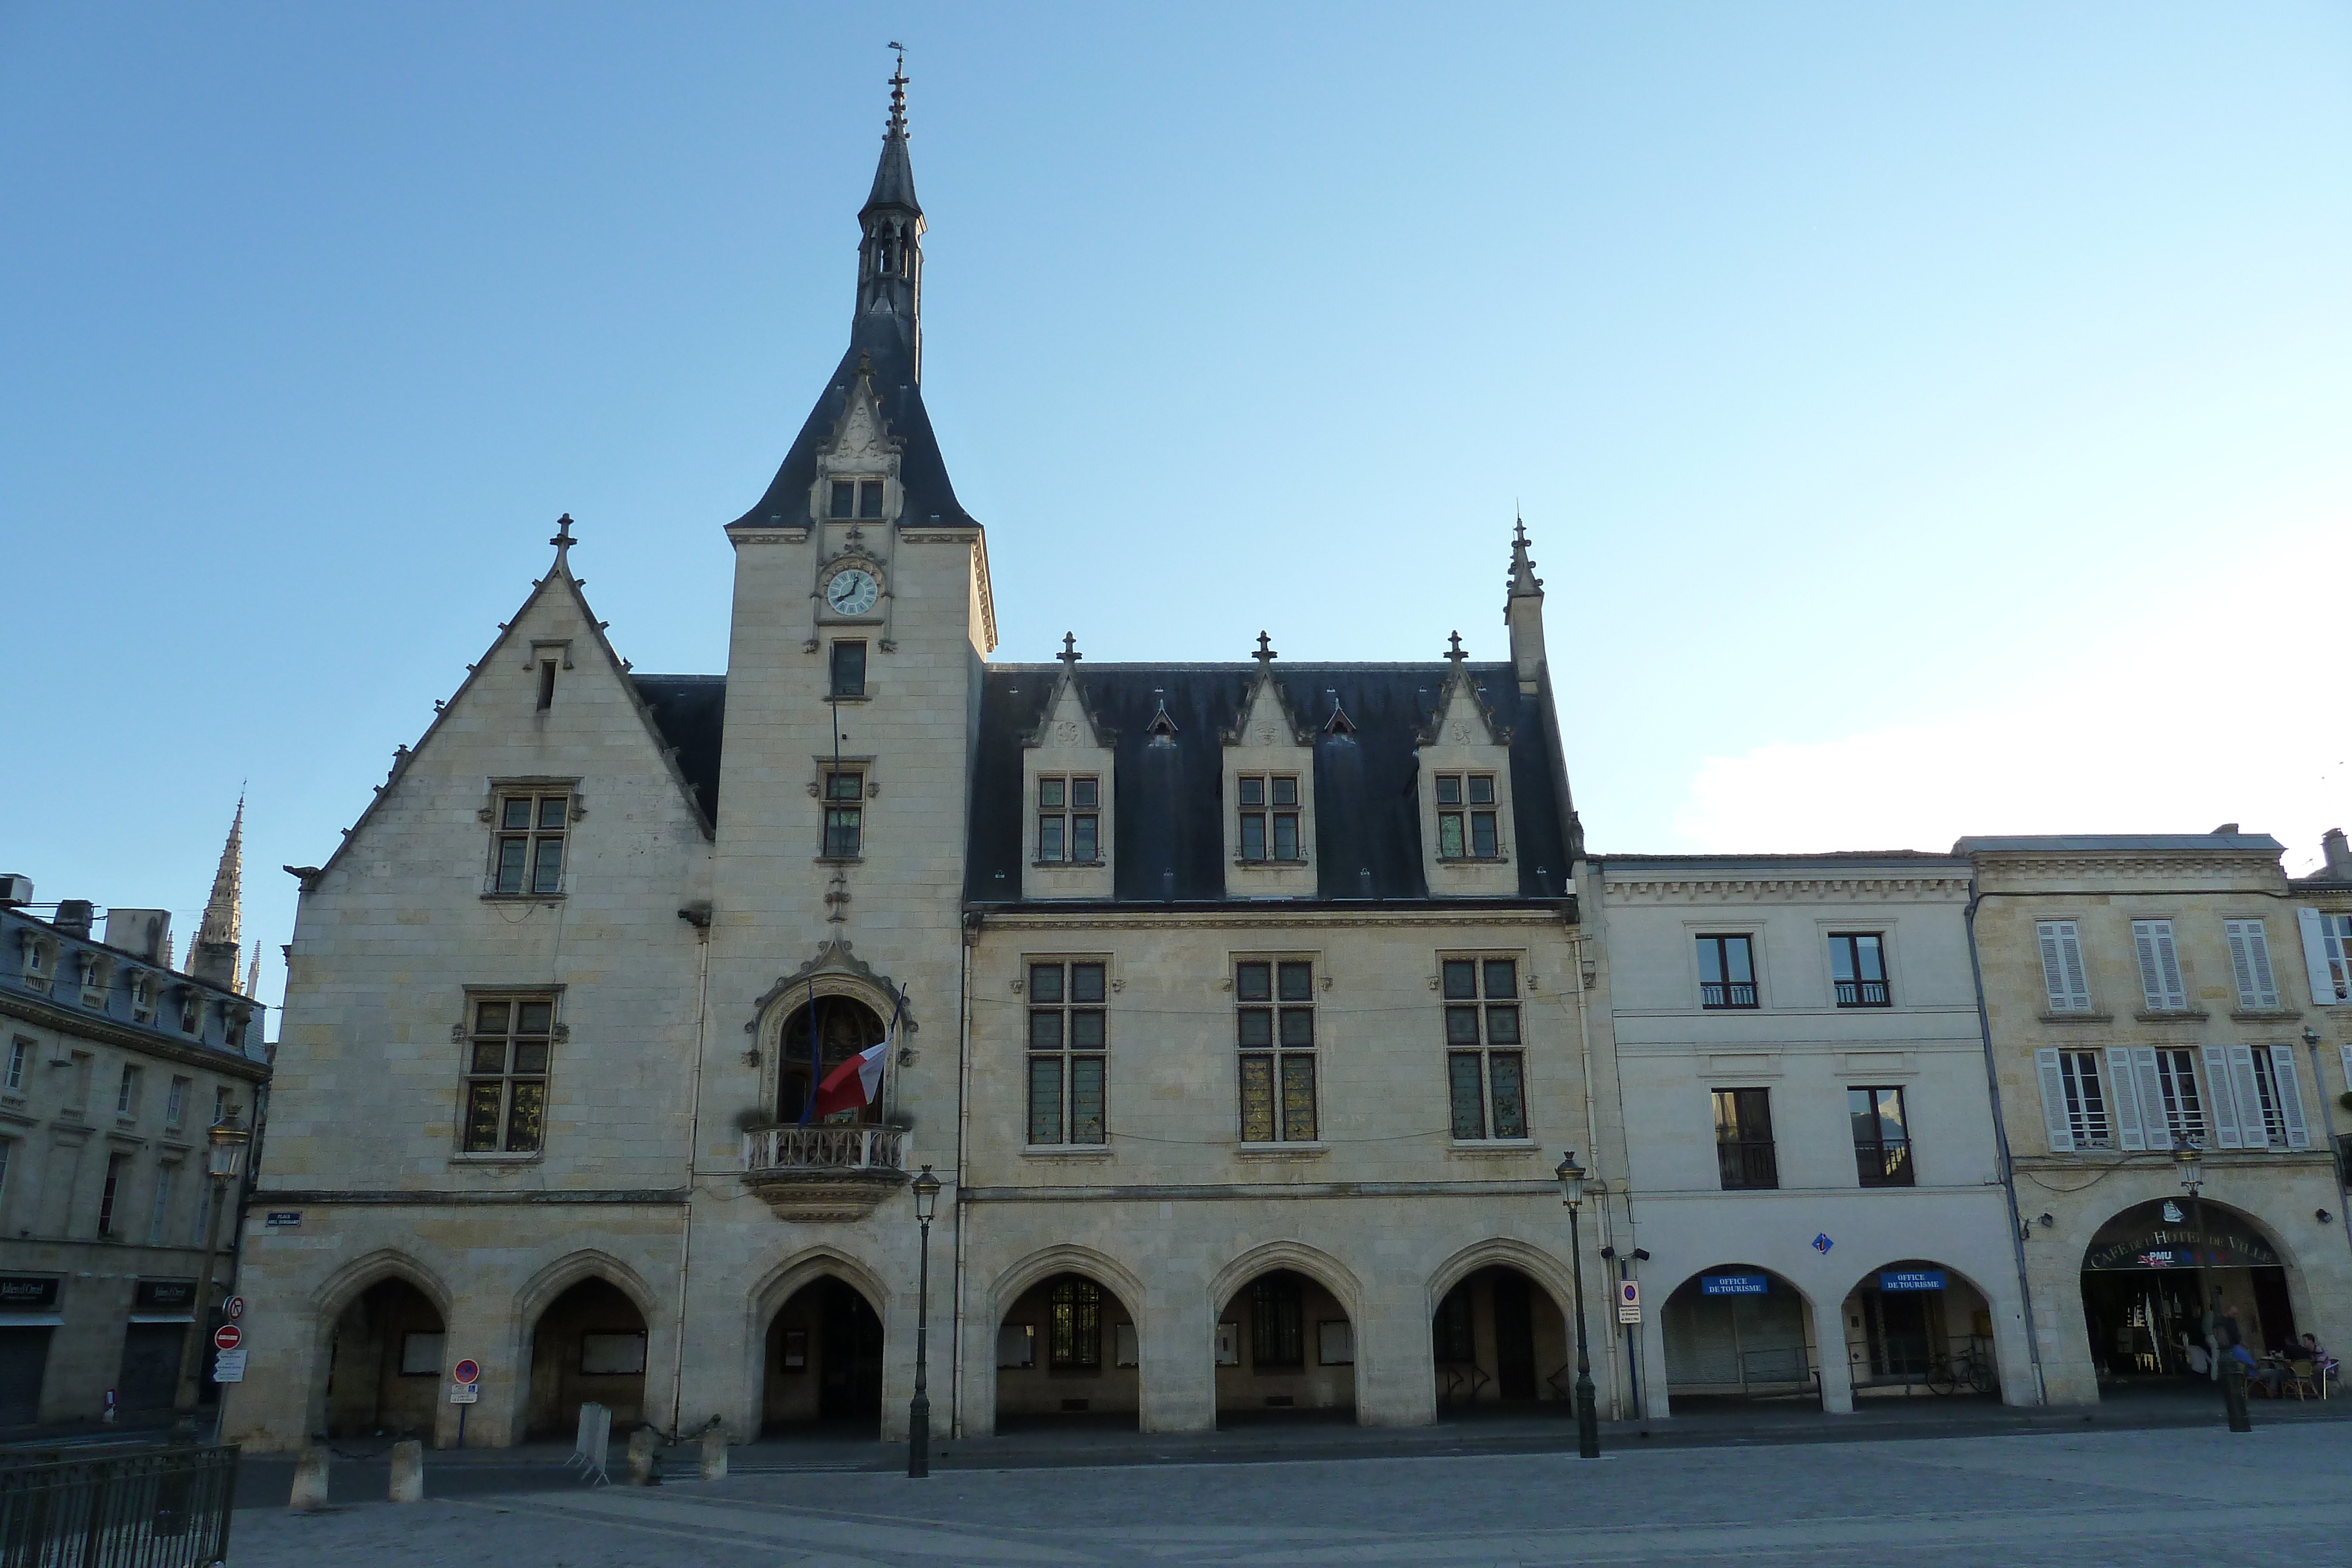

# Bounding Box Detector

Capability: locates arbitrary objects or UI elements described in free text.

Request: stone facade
[0,887,268,1429]
[1960,833,2352,1406]
[1591,854,2032,1415]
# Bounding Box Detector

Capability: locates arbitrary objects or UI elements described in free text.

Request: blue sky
[5,4,2348,1021]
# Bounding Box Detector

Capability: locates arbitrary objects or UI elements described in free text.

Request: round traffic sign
[223,1297,245,1320]
[451,1358,481,1386]
[213,1325,242,1352]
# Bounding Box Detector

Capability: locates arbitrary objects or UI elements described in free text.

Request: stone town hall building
[227,78,1606,1449]
[224,77,2352,1452]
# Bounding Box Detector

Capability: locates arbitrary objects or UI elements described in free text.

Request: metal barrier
[0,1444,237,1568]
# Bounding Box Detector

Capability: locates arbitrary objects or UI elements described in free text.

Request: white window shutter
[2225,921,2280,1010]
[2204,1044,2244,1148]
[2218,1044,2257,1148]
[2224,922,2259,1009]
[2106,1045,2146,1150]
[2131,1046,2168,1142]
[2034,1048,2076,1152]
[2270,1045,2310,1149]
[2301,907,2350,1004]
[2132,921,2186,1011]
[2037,921,2091,1011]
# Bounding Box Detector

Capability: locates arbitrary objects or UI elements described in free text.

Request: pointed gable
[305,523,717,890]
[1021,648,1118,900]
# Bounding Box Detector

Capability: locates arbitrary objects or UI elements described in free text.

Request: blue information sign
[1879,1270,1946,1292]
[1700,1273,1768,1296]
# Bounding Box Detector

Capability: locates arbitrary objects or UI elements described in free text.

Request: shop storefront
[2080,1198,2294,1382]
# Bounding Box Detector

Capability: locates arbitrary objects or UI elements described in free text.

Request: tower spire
[191,794,246,987]
[857,46,926,379]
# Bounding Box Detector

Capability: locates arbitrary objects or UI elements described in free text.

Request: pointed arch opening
[1431,1265,1572,1419]
[322,1277,447,1439]
[994,1271,1141,1432]
[1213,1266,1358,1427]
[761,1274,885,1437]
[526,1277,649,1439]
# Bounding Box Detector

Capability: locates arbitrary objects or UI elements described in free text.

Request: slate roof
[633,675,727,825]
[964,664,1577,907]
[1953,834,2286,854]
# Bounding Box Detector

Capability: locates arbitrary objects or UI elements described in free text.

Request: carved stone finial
[1508,515,1543,597]
[1445,630,1466,666]
[1253,631,1278,667]
[887,45,908,137]
[1058,633,1082,667]
[550,513,576,554]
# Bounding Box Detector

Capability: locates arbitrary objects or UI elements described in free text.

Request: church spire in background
[243,940,263,999]
[191,795,246,987]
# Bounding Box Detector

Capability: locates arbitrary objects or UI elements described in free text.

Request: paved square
[229,1423,2352,1566]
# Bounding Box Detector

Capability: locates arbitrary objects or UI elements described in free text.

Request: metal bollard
[389,1439,425,1503]
[625,1426,660,1486]
[289,1443,330,1511]
[699,1425,728,1482]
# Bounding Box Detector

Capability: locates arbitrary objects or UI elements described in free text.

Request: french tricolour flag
[813,1034,889,1119]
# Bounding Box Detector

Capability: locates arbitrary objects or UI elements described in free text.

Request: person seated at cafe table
[2300,1333,2338,1382]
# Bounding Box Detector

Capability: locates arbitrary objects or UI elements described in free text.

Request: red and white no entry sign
[213,1325,242,1352]
[451,1358,481,1386]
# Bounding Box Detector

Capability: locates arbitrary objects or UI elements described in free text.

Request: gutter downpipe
[1565,900,1620,1422]
[2306,1035,2352,1259]
[670,914,711,1436]
[950,911,977,1439]
[1964,875,2049,1407]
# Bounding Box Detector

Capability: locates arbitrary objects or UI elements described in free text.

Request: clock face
[824,567,880,616]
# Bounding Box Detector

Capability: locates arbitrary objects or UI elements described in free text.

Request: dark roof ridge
[989,660,1516,675]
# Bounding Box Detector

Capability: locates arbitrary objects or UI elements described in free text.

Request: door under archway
[994,1272,1140,1430]
[1660,1265,1820,1410]
[526,1278,649,1439]
[323,1278,446,1439]
[1214,1269,1356,1425]
[1432,1265,1571,1415]
[762,1276,884,1436]
[2080,1198,2296,1385]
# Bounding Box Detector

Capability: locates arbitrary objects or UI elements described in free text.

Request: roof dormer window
[1435,774,1499,860]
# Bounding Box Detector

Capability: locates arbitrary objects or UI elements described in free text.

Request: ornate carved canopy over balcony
[740,1125,907,1222]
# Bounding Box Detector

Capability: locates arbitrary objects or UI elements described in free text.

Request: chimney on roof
[2323,828,2351,880]
[54,900,94,939]
[0,875,29,908]
[104,909,171,964]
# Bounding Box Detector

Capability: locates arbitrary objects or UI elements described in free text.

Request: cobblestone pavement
[228,1423,2352,1566]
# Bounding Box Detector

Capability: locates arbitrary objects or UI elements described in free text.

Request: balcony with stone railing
[739,1125,907,1222]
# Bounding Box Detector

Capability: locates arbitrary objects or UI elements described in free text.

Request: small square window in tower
[820,770,866,859]
[491,790,572,895]
[830,641,867,698]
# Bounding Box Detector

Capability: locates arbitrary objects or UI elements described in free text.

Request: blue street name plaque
[1700,1273,1768,1296]
[1880,1270,1946,1292]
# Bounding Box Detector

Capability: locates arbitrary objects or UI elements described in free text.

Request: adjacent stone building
[1591,852,2032,1416]
[1960,831,2352,1406]
[0,813,270,1429]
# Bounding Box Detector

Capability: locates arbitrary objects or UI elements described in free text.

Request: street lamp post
[2172,1135,2250,1435]
[907,1165,941,1479]
[172,1109,250,1437]
[1555,1151,1601,1459]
